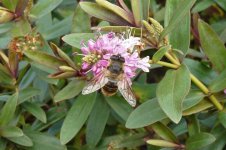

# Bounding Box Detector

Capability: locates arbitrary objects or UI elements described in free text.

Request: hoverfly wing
[117,77,136,107]
[82,71,108,95]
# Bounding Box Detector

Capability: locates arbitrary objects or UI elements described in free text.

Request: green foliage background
[0,0,226,149]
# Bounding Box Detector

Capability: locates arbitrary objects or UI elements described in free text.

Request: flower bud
[0,7,14,24]
[59,66,75,72]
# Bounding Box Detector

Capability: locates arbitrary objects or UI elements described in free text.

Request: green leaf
[50,43,77,69]
[152,45,171,62]
[86,94,110,147]
[215,0,226,11]
[186,132,216,150]
[106,95,133,122]
[164,0,190,55]
[198,19,226,72]
[203,125,226,150]
[62,33,94,49]
[22,102,47,123]
[126,98,165,128]
[60,93,97,144]
[0,93,18,125]
[0,126,23,138]
[126,90,204,129]
[132,83,156,102]
[24,129,66,150]
[160,0,196,40]
[151,122,178,142]
[218,111,226,128]
[72,4,91,33]
[141,0,150,21]
[184,58,217,85]
[7,134,33,147]
[30,0,63,19]
[147,139,179,148]
[187,115,200,136]
[31,106,66,131]
[209,69,226,93]
[40,16,73,40]
[183,99,213,116]
[157,64,191,123]
[0,64,14,85]
[96,0,134,24]
[131,0,142,26]
[24,50,67,70]
[54,79,85,102]
[1,0,18,11]
[192,0,214,13]
[18,87,40,104]
[80,2,130,25]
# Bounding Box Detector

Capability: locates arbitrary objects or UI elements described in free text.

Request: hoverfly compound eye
[119,56,125,62]
[110,55,118,61]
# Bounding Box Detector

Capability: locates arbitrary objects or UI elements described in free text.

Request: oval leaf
[209,69,226,92]
[62,33,94,49]
[22,102,47,123]
[160,0,196,40]
[86,94,110,147]
[198,19,226,72]
[157,64,191,123]
[24,50,67,70]
[60,93,97,144]
[0,93,18,126]
[152,45,171,62]
[80,2,130,25]
[54,79,85,102]
[186,132,216,150]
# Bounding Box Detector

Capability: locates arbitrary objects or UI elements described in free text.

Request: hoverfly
[82,54,136,107]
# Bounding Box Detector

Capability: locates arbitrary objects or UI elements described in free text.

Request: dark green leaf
[215,0,226,11]
[186,132,216,150]
[131,0,142,26]
[165,0,190,55]
[151,122,178,142]
[160,0,196,40]
[209,69,226,93]
[186,115,200,136]
[24,129,66,150]
[22,102,47,123]
[0,93,18,125]
[152,45,171,62]
[80,2,130,25]
[106,95,133,122]
[126,91,204,129]
[7,134,33,147]
[30,0,63,19]
[218,111,226,128]
[18,87,40,104]
[157,64,191,123]
[96,0,134,24]
[24,50,67,70]
[72,4,91,33]
[62,33,94,49]
[86,94,110,147]
[198,19,226,72]
[0,126,23,138]
[60,93,96,144]
[54,79,85,102]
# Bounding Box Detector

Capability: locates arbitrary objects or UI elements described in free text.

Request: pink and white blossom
[80,32,150,80]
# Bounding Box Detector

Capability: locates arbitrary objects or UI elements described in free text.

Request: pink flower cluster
[80,32,150,81]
